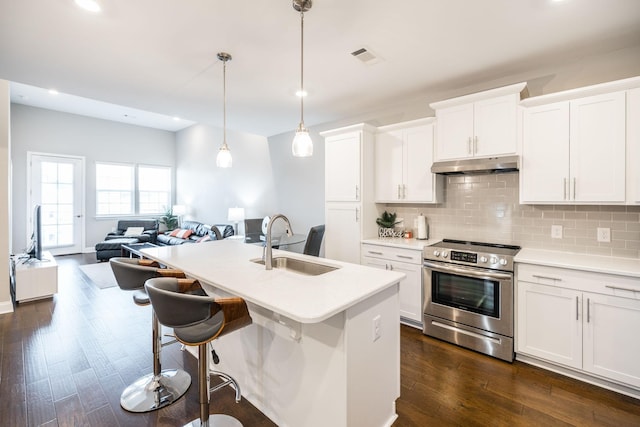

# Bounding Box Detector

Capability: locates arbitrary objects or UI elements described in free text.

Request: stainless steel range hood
[431,155,519,175]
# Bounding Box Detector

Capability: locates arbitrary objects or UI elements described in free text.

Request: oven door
[423,260,513,337]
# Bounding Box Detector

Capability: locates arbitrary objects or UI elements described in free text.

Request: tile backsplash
[386,173,640,259]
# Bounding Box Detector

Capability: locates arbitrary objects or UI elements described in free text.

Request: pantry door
[28,153,85,255]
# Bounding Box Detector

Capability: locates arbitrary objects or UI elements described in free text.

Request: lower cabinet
[362,243,423,327]
[516,263,640,390]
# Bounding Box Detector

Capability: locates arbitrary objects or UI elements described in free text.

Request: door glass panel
[39,161,75,248]
[432,271,500,318]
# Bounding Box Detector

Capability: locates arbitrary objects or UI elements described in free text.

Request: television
[27,204,43,261]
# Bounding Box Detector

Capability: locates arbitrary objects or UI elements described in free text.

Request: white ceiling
[1,0,640,135]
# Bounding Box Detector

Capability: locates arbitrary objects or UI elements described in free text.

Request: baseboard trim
[0,299,14,314]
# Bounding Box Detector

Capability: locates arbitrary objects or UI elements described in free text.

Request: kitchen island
[141,239,405,427]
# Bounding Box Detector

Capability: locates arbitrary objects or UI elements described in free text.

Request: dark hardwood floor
[1,254,639,426]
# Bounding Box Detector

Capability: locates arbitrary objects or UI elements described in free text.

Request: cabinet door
[473,94,518,157]
[516,281,582,369]
[570,92,626,202]
[404,124,435,202]
[520,102,570,203]
[435,103,474,161]
[375,130,404,202]
[583,292,640,388]
[628,88,640,204]
[325,132,361,202]
[325,203,361,264]
[390,260,422,324]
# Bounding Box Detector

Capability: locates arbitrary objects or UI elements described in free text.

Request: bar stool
[145,277,253,427]
[109,257,191,412]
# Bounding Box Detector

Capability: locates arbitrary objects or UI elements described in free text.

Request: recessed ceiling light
[48,89,59,95]
[295,90,307,97]
[75,0,102,13]
[173,116,181,121]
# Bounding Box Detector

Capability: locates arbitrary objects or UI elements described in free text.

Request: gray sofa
[156,220,234,245]
[105,219,159,243]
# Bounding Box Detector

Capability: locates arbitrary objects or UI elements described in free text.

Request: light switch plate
[597,227,611,243]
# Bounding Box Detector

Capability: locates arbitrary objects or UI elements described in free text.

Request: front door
[28,153,85,255]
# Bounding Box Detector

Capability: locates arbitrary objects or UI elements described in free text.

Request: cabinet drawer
[361,244,422,264]
[517,263,640,299]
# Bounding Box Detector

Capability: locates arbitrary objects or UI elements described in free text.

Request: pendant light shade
[292,0,313,157]
[216,52,233,168]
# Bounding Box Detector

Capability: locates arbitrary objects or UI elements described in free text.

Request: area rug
[79,262,118,289]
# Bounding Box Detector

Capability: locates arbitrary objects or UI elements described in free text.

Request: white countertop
[515,248,640,278]
[361,237,439,250]
[141,240,405,324]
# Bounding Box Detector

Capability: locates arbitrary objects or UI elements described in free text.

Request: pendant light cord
[223,57,228,146]
[299,9,305,126]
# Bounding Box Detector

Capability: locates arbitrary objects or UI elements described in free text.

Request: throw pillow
[169,228,193,239]
[124,226,145,236]
[196,235,211,243]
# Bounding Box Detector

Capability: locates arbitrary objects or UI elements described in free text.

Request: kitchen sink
[251,256,339,276]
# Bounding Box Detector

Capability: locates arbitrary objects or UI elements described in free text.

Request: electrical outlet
[597,227,611,243]
[372,315,381,342]
[551,225,563,239]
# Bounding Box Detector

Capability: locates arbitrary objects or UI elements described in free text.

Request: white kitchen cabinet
[627,87,640,204]
[326,204,361,264]
[375,118,439,203]
[521,88,628,204]
[517,281,582,369]
[321,124,377,264]
[516,262,640,391]
[361,243,423,327]
[430,82,527,161]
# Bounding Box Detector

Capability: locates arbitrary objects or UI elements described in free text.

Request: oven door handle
[423,260,513,281]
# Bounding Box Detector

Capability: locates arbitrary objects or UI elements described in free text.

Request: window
[139,165,171,214]
[96,163,134,216]
[96,163,171,216]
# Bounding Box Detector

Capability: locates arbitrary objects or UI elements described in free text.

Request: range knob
[479,256,488,263]
[499,258,508,266]
[490,257,498,264]
[433,250,440,257]
[442,251,449,258]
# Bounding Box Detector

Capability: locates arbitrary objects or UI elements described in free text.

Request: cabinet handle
[355,207,359,222]
[467,137,472,154]
[396,255,413,260]
[605,285,639,293]
[587,298,590,323]
[355,185,359,199]
[576,296,579,321]
[573,178,576,200]
[403,184,407,199]
[368,251,383,255]
[563,178,567,201]
[532,274,562,282]
[397,184,401,199]
[473,136,478,154]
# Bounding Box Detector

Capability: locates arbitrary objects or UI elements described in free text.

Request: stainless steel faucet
[263,214,293,270]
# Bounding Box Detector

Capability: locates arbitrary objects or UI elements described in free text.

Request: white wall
[175,124,278,235]
[266,129,325,237]
[10,104,176,252]
[0,80,11,313]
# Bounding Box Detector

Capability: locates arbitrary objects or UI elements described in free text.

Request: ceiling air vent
[351,47,381,65]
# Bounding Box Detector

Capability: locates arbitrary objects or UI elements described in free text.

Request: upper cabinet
[324,128,365,202]
[627,87,640,204]
[375,118,440,203]
[430,82,528,161]
[519,76,640,204]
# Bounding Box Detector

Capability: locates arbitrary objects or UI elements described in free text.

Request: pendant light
[291,0,313,157]
[216,52,233,168]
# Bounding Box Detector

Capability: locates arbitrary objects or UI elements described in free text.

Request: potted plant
[376,211,403,237]
[159,206,179,231]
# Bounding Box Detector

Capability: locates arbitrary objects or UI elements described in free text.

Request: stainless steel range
[422,239,520,362]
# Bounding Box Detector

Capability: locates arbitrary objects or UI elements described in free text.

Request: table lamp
[228,207,245,236]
